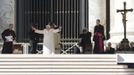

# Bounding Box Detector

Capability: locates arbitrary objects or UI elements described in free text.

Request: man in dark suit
[79,29,92,54]
[105,42,115,54]
[29,24,40,54]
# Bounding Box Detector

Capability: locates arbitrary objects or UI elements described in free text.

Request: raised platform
[117,54,134,63]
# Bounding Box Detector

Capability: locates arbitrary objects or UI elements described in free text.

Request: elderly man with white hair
[32,22,61,55]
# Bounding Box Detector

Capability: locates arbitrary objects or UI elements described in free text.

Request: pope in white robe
[33,24,61,55]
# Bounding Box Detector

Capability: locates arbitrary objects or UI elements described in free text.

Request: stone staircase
[0,54,133,75]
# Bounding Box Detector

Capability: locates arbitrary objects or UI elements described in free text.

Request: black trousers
[2,42,13,54]
[30,40,38,54]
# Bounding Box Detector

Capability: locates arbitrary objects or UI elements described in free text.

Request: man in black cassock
[29,24,39,54]
[1,24,16,54]
[93,19,105,54]
[79,29,92,54]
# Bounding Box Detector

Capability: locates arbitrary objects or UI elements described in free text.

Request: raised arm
[35,30,44,34]
[53,26,62,33]
[32,26,44,34]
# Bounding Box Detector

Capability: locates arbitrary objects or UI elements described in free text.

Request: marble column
[88,0,106,33]
[0,0,15,41]
[108,0,134,43]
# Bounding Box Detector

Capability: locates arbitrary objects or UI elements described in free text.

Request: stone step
[0,54,116,59]
[0,62,117,65]
[0,59,116,62]
[0,68,133,72]
[0,65,127,69]
[0,73,134,75]
[0,54,131,75]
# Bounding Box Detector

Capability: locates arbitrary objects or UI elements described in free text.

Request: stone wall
[0,0,15,41]
[88,0,106,33]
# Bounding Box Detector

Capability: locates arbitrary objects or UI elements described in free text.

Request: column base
[121,38,129,43]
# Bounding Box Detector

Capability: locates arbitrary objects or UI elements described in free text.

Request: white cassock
[35,29,60,55]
